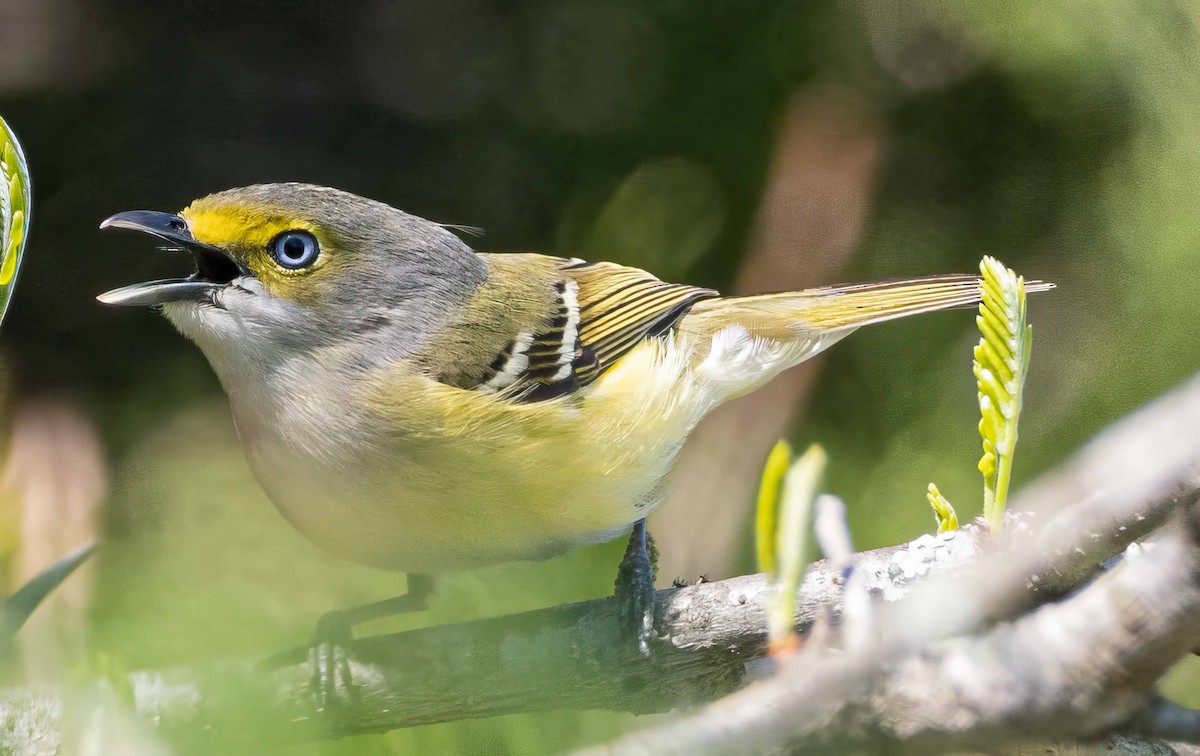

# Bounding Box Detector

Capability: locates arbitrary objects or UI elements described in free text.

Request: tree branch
[596,371,1200,754]
[3,374,1200,752]
[596,509,1200,754]
[120,526,984,747]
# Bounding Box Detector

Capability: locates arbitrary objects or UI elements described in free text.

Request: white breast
[173,306,799,574]
[233,334,711,573]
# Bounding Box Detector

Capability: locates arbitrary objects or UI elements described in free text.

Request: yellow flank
[342,333,701,571]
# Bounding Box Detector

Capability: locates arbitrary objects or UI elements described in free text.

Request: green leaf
[767,444,826,650]
[926,482,958,534]
[754,439,792,575]
[974,256,1032,532]
[0,544,94,651]
[0,115,31,329]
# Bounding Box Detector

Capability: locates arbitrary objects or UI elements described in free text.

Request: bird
[97,183,1051,698]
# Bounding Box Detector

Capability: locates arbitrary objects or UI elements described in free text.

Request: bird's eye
[269,230,320,269]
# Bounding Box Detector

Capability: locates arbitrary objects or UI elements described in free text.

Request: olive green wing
[478,258,717,401]
[0,116,31,328]
[424,258,710,403]
[560,260,718,388]
[424,255,717,402]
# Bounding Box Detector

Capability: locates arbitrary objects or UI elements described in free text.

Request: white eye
[270,230,320,269]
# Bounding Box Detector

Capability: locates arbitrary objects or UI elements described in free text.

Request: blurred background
[1,0,1199,752]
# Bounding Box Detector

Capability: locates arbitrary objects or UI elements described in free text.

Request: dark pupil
[282,235,307,260]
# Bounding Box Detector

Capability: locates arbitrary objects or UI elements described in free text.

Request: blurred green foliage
[754,439,792,576]
[0,115,29,328]
[2,0,1200,751]
[758,443,825,651]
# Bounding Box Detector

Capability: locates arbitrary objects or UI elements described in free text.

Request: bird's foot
[306,574,435,715]
[309,610,356,714]
[615,519,658,656]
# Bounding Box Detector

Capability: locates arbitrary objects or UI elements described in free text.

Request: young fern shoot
[755,443,826,655]
[0,116,30,328]
[754,439,793,576]
[926,483,958,534]
[975,256,1034,532]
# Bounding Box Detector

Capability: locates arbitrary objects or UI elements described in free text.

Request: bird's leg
[614,519,658,655]
[309,573,435,714]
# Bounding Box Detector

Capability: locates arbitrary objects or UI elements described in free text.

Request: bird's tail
[688,274,1054,337]
[681,274,1054,397]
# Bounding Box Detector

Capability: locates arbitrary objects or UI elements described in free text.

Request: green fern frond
[0,116,31,328]
[755,439,792,575]
[926,483,958,534]
[974,256,1032,532]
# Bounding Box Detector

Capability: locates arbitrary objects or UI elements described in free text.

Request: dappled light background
[2,0,1199,751]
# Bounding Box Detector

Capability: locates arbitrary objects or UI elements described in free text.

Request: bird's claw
[615,519,658,656]
[619,580,656,657]
[309,612,355,714]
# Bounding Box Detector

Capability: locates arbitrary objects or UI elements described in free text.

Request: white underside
[168,297,847,572]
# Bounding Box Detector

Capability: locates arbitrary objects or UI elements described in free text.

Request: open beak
[97,210,250,307]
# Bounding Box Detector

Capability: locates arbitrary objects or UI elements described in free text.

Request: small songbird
[98,183,1051,671]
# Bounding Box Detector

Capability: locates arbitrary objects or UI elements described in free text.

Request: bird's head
[99,183,486,364]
